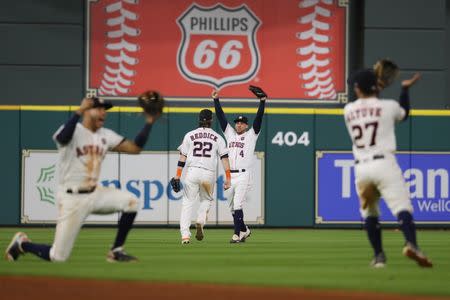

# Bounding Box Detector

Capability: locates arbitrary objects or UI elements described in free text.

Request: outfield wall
[1,107,449,227]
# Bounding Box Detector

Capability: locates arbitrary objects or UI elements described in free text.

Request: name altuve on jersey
[346,107,382,122]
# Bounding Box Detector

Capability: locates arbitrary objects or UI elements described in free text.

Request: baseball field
[1,228,449,300]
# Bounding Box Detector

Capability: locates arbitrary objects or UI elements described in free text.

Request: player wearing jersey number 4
[171,109,231,244]
[5,96,162,263]
[213,86,266,243]
[345,70,432,268]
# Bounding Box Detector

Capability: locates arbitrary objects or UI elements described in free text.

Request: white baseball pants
[49,186,139,262]
[227,171,252,211]
[179,167,215,239]
[354,154,413,219]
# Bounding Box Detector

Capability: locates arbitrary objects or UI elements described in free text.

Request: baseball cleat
[5,232,30,262]
[181,238,190,245]
[195,223,204,241]
[370,252,386,268]
[402,243,433,268]
[230,234,241,244]
[239,226,251,242]
[106,247,138,263]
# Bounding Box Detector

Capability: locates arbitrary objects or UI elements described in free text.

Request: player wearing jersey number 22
[344,69,432,268]
[173,109,231,244]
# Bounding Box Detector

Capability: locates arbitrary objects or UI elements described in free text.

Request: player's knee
[391,202,413,219]
[233,203,243,211]
[124,197,139,212]
[50,248,70,262]
[397,210,413,224]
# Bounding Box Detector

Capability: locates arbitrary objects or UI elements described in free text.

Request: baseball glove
[373,59,399,90]
[170,177,181,193]
[249,85,268,99]
[138,90,164,116]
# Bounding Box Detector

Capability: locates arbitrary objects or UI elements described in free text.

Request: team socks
[365,216,383,256]
[234,210,246,234]
[397,211,417,247]
[112,212,137,250]
[21,242,51,261]
[232,212,240,235]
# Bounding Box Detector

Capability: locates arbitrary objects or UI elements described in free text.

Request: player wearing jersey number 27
[344,70,432,268]
[5,97,160,263]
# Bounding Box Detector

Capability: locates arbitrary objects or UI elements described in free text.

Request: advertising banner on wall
[22,150,264,225]
[316,151,450,224]
[86,0,348,102]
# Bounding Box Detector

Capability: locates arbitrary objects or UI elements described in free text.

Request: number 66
[193,40,243,70]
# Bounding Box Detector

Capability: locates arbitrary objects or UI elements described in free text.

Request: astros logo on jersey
[176,3,261,89]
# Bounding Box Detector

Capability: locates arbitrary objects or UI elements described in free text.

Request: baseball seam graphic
[98,0,140,96]
[297,0,336,100]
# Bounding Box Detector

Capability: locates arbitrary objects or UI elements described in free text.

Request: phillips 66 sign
[86,0,348,102]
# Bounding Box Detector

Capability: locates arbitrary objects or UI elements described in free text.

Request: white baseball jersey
[53,123,124,188]
[344,97,405,161]
[224,124,259,170]
[178,127,228,171]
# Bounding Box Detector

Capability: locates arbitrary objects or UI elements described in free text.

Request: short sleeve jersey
[344,97,405,161]
[53,123,124,187]
[178,127,228,171]
[224,124,259,170]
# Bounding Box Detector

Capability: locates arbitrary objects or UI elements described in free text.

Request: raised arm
[248,85,268,134]
[113,114,158,154]
[55,98,94,145]
[212,90,228,132]
[253,99,266,134]
[399,73,420,121]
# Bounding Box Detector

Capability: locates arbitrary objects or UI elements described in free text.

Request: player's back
[344,97,405,161]
[178,127,227,171]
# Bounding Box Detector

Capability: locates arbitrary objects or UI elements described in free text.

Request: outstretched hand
[211,90,219,99]
[77,97,95,114]
[402,73,421,88]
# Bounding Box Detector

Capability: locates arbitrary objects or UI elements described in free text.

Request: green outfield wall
[1,107,449,227]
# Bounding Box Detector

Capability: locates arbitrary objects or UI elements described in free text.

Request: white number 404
[271,131,310,147]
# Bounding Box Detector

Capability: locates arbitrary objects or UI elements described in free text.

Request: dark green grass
[0,228,449,296]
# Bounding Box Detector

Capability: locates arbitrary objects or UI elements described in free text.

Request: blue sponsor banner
[316,152,450,224]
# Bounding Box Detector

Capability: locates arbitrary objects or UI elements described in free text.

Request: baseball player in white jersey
[212,86,266,243]
[345,69,432,268]
[171,109,231,244]
[6,96,161,262]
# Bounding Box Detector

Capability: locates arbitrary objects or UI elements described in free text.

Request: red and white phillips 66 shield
[176,3,261,89]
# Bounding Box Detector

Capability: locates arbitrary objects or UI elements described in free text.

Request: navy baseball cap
[234,115,248,124]
[199,109,213,121]
[92,97,113,110]
[347,69,378,94]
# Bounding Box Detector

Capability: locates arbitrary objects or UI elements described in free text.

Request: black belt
[230,169,246,173]
[66,186,96,194]
[355,155,385,165]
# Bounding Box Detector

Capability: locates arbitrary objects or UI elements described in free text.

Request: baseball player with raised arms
[344,69,432,268]
[212,86,267,243]
[5,95,162,262]
[171,109,231,244]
